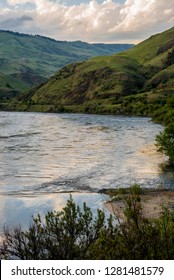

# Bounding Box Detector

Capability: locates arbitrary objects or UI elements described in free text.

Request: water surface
[0,112,171,231]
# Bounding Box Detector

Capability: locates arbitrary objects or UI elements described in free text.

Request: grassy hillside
[3,27,174,125]
[0,30,133,100]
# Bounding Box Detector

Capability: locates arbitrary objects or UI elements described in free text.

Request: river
[0,111,172,232]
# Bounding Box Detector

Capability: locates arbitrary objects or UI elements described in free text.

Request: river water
[0,111,172,231]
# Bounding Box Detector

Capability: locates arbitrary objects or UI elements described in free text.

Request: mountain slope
[0,30,133,100]
[5,27,174,124]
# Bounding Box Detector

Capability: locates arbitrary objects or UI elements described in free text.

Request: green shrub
[1,189,174,260]
[156,124,174,163]
[0,196,108,260]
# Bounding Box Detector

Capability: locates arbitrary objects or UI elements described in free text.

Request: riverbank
[103,188,174,220]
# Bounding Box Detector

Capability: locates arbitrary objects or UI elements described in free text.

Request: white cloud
[2,0,174,43]
[7,0,29,4]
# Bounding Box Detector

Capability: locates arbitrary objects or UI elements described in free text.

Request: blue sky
[0,1,174,43]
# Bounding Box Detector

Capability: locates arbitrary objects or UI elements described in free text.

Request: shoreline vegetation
[1,186,174,260]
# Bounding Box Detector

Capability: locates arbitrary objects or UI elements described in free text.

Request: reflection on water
[0,192,108,231]
[0,111,173,232]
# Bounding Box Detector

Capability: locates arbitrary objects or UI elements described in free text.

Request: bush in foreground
[1,189,174,260]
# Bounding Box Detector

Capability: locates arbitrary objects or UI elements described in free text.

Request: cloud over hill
[1,0,174,43]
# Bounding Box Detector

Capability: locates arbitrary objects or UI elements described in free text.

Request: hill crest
[0,29,133,100]
[9,26,174,125]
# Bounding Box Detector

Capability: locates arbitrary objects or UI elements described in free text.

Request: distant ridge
[8,26,174,125]
[0,29,133,100]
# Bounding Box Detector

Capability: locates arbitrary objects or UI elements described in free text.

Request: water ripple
[0,111,170,193]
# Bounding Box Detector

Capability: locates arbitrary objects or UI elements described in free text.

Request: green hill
[0,30,133,100]
[3,27,174,125]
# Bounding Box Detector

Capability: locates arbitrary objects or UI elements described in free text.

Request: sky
[0,0,174,43]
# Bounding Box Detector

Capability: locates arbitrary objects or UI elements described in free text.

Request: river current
[0,111,172,231]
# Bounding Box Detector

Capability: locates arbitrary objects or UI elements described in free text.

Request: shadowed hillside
[0,30,133,100]
[3,27,174,125]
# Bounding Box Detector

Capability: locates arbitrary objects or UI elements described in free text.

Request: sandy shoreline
[105,190,174,219]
